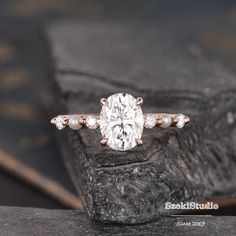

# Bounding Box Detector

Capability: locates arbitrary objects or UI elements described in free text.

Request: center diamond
[100,93,144,151]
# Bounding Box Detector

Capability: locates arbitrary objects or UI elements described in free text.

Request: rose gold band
[51,113,190,130]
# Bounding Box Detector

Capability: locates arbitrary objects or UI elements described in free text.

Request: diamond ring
[51,93,190,151]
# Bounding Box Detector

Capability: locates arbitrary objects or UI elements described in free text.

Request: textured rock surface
[1,206,236,236]
[47,13,236,223]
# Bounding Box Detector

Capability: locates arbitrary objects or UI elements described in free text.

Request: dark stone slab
[1,207,236,236]
[47,5,236,223]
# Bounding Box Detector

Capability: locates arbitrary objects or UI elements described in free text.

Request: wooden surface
[48,2,236,224]
[0,20,77,208]
[0,206,236,236]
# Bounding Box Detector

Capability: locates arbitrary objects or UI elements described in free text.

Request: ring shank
[51,113,190,130]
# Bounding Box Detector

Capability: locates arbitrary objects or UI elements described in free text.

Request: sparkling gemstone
[86,115,98,129]
[99,93,144,151]
[54,116,65,130]
[68,117,81,130]
[160,115,172,128]
[144,115,156,129]
[176,113,185,128]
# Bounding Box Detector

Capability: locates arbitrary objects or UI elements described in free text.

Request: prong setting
[136,139,143,146]
[79,117,86,125]
[185,116,190,124]
[172,116,178,125]
[50,118,56,124]
[100,98,107,106]
[156,117,163,126]
[100,138,108,146]
[136,97,143,106]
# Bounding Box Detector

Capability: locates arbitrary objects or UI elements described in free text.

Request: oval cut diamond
[99,93,144,151]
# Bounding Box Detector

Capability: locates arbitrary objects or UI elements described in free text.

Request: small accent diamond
[144,115,156,129]
[54,116,66,130]
[176,113,185,128]
[86,115,98,129]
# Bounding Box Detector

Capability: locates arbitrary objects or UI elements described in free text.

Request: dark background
[0,0,236,214]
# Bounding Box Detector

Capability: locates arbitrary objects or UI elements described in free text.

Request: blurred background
[0,0,236,214]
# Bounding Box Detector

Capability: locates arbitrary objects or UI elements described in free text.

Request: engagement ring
[51,93,190,151]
